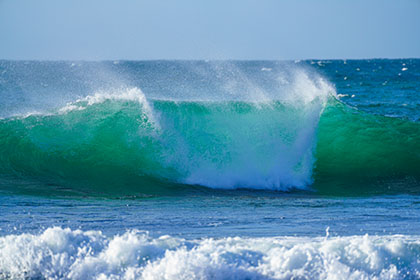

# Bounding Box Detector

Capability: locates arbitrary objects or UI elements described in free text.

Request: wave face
[1,227,420,279]
[0,60,419,196]
[314,100,420,195]
[0,82,330,195]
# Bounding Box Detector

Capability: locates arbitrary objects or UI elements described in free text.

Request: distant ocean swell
[1,227,420,279]
[0,77,419,196]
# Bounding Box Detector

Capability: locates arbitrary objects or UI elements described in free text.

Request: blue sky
[1,0,419,60]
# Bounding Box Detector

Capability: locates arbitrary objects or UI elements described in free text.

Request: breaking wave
[0,66,419,196]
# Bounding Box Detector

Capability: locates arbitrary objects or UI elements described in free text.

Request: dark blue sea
[0,59,419,279]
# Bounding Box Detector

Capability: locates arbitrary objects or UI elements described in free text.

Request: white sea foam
[10,87,157,124]
[59,87,151,112]
[337,93,349,98]
[0,227,419,279]
[58,87,159,127]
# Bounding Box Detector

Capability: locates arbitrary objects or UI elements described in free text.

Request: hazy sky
[1,0,419,60]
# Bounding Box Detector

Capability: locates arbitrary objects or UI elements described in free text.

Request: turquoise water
[0,60,419,279]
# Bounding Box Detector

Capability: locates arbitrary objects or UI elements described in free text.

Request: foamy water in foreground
[1,227,419,280]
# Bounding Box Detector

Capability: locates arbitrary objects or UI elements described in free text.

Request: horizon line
[1,57,419,62]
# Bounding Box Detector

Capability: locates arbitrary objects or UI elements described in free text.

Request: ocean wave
[0,63,419,196]
[0,227,419,279]
[0,85,419,196]
[0,71,331,194]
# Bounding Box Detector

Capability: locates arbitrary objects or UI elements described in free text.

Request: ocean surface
[0,59,419,279]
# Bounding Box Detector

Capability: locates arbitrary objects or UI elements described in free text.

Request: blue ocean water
[0,59,419,279]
